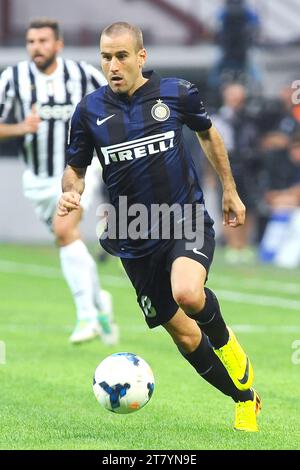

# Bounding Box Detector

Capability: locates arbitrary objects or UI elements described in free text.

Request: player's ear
[56,38,64,53]
[138,48,147,69]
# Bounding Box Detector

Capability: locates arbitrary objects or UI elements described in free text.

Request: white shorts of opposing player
[22,158,119,345]
[22,157,100,226]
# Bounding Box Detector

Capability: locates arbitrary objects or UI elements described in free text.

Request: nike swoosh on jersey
[96,114,115,126]
[192,248,209,259]
[238,357,250,385]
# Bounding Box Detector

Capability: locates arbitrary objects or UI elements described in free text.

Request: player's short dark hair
[101,22,143,52]
[27,18,61,40]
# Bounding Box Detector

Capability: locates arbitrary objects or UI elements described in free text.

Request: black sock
[178,332,253,403]
[189,287,229,349]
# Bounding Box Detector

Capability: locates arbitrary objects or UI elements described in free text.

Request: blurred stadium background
[1,0,300,450]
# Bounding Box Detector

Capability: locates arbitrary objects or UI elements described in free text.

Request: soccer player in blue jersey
[58,22,261,431]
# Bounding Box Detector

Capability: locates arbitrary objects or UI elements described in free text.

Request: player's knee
[173,286,205,314]
[54,227,67,245]
[54,225,76,246]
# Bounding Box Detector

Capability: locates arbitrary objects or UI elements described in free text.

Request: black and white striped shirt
[0,57,106,177]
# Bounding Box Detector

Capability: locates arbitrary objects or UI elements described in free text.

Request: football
[93,352,155,414]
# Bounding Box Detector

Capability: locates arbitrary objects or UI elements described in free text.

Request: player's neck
[128,75,148,97]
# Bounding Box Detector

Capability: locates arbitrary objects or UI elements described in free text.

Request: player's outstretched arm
[196,125,245,227]
[0,105,40,140]
[57,165,87,217]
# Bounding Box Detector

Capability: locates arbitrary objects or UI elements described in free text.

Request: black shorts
[121,226,215,329]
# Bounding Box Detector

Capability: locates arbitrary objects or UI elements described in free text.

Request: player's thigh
[168,228,215,311]
[52,207,83,244]
[121,254,178,329]
[170,257,207,312]
[22,171,60,228]
[171,256,207,294]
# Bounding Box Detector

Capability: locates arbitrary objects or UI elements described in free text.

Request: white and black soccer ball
[93,352,155,414]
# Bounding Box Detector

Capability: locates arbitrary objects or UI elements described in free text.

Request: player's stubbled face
[26,27,62,72]
[100,32,146,97]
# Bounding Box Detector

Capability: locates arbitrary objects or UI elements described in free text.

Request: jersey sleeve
[180,81,212,132]
[80,61,107,93]
[0,67,16,122]
[66,101,95,168]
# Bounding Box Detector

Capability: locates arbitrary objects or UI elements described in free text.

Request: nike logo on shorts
[192,248,209,259]
[97,114,115,126]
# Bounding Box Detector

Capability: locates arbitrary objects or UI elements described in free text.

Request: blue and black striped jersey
[67,71,214,258]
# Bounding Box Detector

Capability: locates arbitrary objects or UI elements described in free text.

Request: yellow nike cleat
[214,327,254,391]
[234,389,262,432]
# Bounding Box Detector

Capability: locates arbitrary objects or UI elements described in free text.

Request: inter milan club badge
[151,99,170,122]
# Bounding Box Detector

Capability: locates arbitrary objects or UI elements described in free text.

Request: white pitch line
[231,324,300,333]
[216,289,300,311]
[0,259,300,310]
[0,260,61,278]
[1,322,300,335]
[0,259,130,287]
[211,274,300,295]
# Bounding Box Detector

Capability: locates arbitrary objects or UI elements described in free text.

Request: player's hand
[222,189,246,227]
[20,105,41,135]
[57,192,81,217]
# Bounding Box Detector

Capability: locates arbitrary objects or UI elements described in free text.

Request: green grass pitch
[0,244,300,450]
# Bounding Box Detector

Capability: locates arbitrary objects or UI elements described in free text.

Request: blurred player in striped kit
[0,19,119,345]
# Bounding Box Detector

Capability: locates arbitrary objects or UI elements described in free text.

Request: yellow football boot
[214,327,254,391]
[234,389,262,432]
